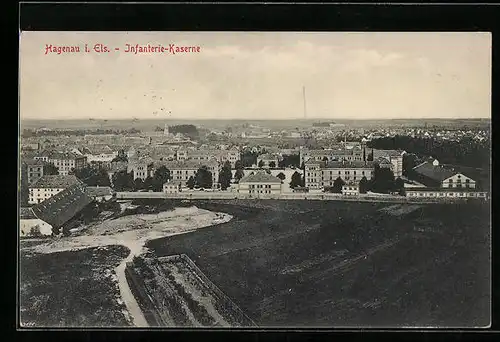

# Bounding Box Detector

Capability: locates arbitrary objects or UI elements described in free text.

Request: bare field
[146,200,491,327]
[20,245,131,327]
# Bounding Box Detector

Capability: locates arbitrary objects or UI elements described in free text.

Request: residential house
[82,145,118,165]
[127,156,154,181]
[19,207,53,237]
[28,174,83,204]
[406,159,487,199]
[22,159,45,185]
[48,152,87,175]
[34,150,52,163]
[372,149,405,177]
[163,181,181,194]
[238,171,283,196]
[342,182,360,196]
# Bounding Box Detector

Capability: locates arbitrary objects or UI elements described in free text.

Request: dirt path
[23,206,233,328]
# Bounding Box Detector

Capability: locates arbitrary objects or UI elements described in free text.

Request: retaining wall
[158,254,257,326]
[116,191,481,204]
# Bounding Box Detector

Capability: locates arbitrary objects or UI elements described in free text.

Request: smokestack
[303,86,307,119]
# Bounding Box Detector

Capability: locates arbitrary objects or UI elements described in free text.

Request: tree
[366,151,374,162]
[112,170,134,191]
[20,164,29,206]
[258,160,265,168]
[289,171,304,189]
[394,177,405,196]
[234,170,245,183]
[332,177,345,193]
[73,165,110,187]
[370,165,395,194]
[133,178,145,191]
[187,176,195,189]
[269,161,276,168]
[151,165,171,191]
[241,151,258,167]
[218,161,232,190]
[29,226,42,238]
[234,162,245,184]
[94,168,111,187]
[44,162,59,175]
[143,176,154,191]
[359,176,369,194]
[276,172,286,184]
[278,154,300,168]
[195,166,213,189]
[402,153,418,177]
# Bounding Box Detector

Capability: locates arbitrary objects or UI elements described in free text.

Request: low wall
[116,191,479,204]
[124,262,166,327]
[158,254,256,326]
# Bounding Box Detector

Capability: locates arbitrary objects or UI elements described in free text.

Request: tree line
[367,135,490,169]
[22,128,141,138]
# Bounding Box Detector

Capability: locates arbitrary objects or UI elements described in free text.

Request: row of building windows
[409,192,485,197]
[249,190,273,194]
[307,170,374,176]
[448,178,470,183]
[250,184,272,189]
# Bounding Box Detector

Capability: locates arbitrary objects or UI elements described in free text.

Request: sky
[19,31,491,120]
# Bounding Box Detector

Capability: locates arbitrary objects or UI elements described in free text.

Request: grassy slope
[146,200,490,327]
[20,245,131,327]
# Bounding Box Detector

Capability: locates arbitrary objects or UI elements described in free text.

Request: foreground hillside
[146,200,490,327]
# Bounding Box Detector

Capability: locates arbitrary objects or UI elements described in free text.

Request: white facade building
[238,171,283,196]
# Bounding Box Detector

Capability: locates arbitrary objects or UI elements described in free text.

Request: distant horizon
[20,32,491,121]
[20,117,491,122]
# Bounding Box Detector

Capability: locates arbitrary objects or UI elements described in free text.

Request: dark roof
[163,160,217,169]
[86,186,114,197]
[32,184,93,228]
[20,207,38,220]
[30,175,83,189]
[50,151,85,160]
[22,158,44,166]
[324,161,375,169]
[239,171,281,183]
[413,162,457,182]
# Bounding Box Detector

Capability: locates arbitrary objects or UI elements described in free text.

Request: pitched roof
[413,162,458,182]
[49,151,84,160]
[20,207,38,220]
[163,160,218,169]
[22,158,44,166]
[29,175,83,189]
[31,184,93,228]
[86,186,114,197]
[239,171,281,183]
[324,161,375,169]
[373,149,404,158]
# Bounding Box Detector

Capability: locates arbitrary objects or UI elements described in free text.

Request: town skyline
[20,31,491,120]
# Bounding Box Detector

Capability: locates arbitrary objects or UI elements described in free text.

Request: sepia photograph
[18,31,491,328]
